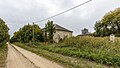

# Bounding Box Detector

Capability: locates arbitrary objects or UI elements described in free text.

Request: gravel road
[7,44,63,68]
[7,44,36,68]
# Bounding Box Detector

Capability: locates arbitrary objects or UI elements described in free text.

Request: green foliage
[30,36,120,67]
[10,24,44,43]
[14,42,110,68]
[94,8,120,37]
[0,18,9,66]
[45,20,55,43]
[0,18,10,44]
[0,44,7,67]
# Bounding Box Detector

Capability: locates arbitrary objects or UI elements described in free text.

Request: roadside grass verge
[33,36,119,67]
[0,44,8,68]
[14,42,113,68]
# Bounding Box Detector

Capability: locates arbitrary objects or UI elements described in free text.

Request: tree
[0,18,10,46]
[45,20,55,43]
[94,8,120,37]
[34,24,44,42]
[10,24,44,43]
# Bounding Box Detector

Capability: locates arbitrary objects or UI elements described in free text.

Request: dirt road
[7,44,63,68]
[7,45,36,68]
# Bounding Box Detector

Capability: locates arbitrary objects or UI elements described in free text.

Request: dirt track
[7,45,36,68]
[7,44,63,68]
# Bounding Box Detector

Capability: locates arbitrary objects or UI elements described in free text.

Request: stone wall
[53,30,72,43]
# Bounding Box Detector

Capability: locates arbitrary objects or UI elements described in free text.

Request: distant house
[43,24,73,43]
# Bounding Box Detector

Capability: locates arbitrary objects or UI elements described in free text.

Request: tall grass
[38,36,120,67]
[14,36,120,67]
[0,44,8,68]
[14,42,111,68]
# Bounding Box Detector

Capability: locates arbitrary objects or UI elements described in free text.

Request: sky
[0,0,120,36]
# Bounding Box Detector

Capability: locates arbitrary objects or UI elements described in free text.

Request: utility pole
[33,22,35,45]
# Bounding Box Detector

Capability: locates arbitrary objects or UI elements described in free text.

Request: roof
[54,24,73,32]
[42,24,73,32]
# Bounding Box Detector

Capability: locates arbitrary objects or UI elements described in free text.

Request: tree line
[94,7,120,37]
[0,18,10,46]
[10,20,55,43]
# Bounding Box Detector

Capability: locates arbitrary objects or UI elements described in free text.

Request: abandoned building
[43,24,73,43]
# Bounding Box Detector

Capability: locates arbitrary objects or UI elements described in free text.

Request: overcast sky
[0,0,120,36]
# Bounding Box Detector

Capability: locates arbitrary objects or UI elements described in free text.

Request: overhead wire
[34,0,92,23]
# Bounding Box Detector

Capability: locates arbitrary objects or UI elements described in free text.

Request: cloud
[0,0,120,36]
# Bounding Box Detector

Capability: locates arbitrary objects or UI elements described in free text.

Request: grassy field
[14,42,112,68]
[13,36,120,68]
[38,36,120,67]
[0,44,8,68]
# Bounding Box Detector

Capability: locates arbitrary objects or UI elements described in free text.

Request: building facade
[43,24,73,43]
[53,24,73,43]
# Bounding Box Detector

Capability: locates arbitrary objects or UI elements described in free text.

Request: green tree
[0,18,10,46]
[45,20,55,43]
[94,8,120,37]
[34,24,44,42]
[10,24,44,43]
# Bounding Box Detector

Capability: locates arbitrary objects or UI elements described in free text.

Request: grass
[60,36,120,67]
[37,36,120,67]
[14,41,114,68]
[13,36,120,68]
[0,44,8,68]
